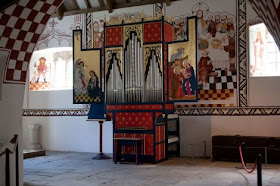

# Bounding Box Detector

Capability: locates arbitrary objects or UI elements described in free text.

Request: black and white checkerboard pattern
[199,68,237,90]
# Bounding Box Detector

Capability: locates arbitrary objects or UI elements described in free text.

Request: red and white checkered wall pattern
[0,0,63,84]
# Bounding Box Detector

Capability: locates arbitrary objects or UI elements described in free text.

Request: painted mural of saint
[173,66,185,98]
[206,13,216,38]
[196,10,207,36]
[93,21,104,48]
[74,59,87,95]
[35,57,48,83]
[182,59,196,96]
[254,30,264,70]
[87,70,100,99]
[198,50,213,84]
[224,30,236,71]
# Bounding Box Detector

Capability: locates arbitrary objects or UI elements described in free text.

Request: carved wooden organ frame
[104,15,175,163]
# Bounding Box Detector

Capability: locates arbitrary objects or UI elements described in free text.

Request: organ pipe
[107,32,163,103]
[106,55,123,103]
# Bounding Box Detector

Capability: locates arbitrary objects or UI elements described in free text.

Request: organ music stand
[87,103,110,159]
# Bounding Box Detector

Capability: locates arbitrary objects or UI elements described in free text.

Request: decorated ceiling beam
[166,0,170,6]
[52,0,172,17]
[98,0,105,7]
[114,0,167,10]
[56,3,66,20]
[71,0,79,10]
[84,0,91,8]
[106,0,113,13]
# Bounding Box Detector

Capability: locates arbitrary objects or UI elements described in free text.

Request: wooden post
[16,144,19,186]
[92,120,110,159]
[5,150,9,186]
[99,121,103,153]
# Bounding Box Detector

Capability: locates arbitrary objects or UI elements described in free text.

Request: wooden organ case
[105,15,174,163]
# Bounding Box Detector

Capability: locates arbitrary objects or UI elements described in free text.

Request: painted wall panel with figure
[168,0,237,106]
[73,30,102,104]
[168,17,197,102]
[29,47,73,91]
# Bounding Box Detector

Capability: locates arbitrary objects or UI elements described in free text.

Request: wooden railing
[0,134,19,186]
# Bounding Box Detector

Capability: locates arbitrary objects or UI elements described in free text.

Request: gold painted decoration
[164,16,174,24]
[168,18,197,102]
[105,47,123,76]
[143,14,162,22]
[105,18,122,26]
[106,12,143,26]
[73,30,102,104]
[123,24,143,45]
[143,44,162,72]
[123,13,142,24]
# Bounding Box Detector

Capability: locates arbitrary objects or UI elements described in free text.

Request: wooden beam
[84,0,91,8]
[56,3,66,20]
[0,0,19,12]
[166,0,170,6]
[106,0,113,13]
[52,0,172,18]
[115,0,167,9]
[125,0,130,3]
[71,0,79,10]
[52,6,108,18]
[98,0,104,7]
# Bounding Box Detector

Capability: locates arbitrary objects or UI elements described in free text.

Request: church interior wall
[21,0,280,158]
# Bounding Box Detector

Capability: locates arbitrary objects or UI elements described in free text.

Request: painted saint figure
[74,59,87,95]
[215,14,221,32]
[206,13,216,38]
[227,16,235,32]
[173,66,185,98]
[196,10,207,36]
[198,50,213,83]
[35,57,48,83]
[224,30,236,71]
[87,70,100,99]
[182,59,197,96]
[220,13,228,33]
[254,30,264,70]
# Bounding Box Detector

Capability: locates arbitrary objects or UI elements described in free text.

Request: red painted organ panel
[143,22,162,43]
[115,112,153,130]
[105,26,122,46]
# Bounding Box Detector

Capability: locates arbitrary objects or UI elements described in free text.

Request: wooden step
[23,150,46,159]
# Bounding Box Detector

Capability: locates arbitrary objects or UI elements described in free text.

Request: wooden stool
[114,138,143,165]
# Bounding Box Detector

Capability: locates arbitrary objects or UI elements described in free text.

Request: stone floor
[24,151,280,186]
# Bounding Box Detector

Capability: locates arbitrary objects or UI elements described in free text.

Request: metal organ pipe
[124,32,144,103]
[144,51,162,103]
[106,55,123,103]
[121,31,163,103]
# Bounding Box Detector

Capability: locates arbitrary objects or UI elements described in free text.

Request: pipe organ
[106,54,123,103]
[124,31,144,103]
[105,15,175,163]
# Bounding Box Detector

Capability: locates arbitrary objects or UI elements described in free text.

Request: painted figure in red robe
[198,50,213,83]
[35,57,48,83]
[224,30,236,71]
[174,66,185,98]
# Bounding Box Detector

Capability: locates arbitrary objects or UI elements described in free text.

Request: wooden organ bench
[114,137,144,165]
